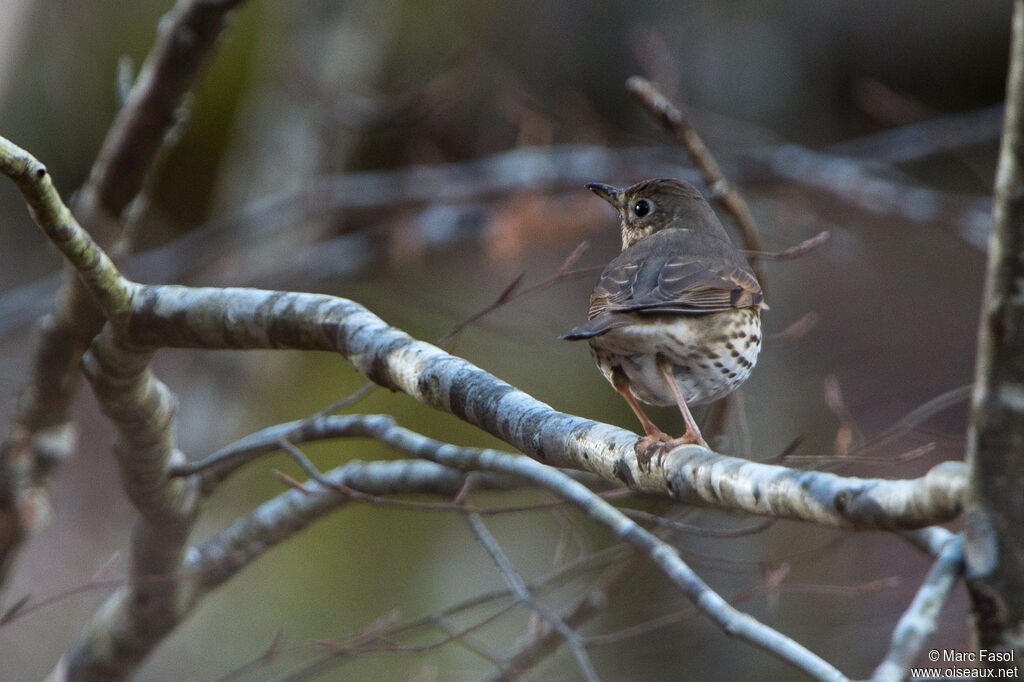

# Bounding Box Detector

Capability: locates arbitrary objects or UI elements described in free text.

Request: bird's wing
[587,254,762,319]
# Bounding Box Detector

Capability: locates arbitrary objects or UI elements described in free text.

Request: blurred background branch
[0,1,1013,680]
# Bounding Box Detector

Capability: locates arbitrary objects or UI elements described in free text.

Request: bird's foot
[635,429,675,472]
[636,429,708,471]
[634,438,663,473]
[660,431,709,451]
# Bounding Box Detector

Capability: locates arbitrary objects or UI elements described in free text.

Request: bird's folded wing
[588,256,763,318]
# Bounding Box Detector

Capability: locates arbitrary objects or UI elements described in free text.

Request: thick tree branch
[964,0,1024,665]
[0,146,965,529]
[62,326,198,680]
[114,287,965,529]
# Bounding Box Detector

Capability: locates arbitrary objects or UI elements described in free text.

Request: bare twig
[487,553,640,681]
[216,630,287,682]
[466,513,600,682]
[744,231,830,261]
[626,76,765,275]
[294,545,632,680]
[437,241,590,347]
[872,534,964,682]
[766,312,820,345]
[837,385,970,463]
[620,508,776,538]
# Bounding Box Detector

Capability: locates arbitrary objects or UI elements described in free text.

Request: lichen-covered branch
[116,286,965,529]
[374,423,846,681]
[63,326,197,680]
[0,141,136,320]
[0,0,248,592]
[964,0,1024,664]
[872,533,964,682]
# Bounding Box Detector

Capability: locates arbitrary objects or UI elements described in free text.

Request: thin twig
[466,513,601,682]
[824,375,862,457]
[766,312,819,345]
[743,231,830,261]
[283,546,633,680]
[626,76,765,277]
[215,630,287,682]
[620,508,776,538]
[313,382,378,417]
[436,241,590,347]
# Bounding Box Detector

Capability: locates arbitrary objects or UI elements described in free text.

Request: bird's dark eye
[633,199,652,217]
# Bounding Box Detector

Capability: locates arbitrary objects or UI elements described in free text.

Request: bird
[563,178,764,454]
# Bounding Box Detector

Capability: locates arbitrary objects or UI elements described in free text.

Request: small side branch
[167,406,964,530]
[0,139,136,320]
[466,513,600,682]
[872,534,964,682]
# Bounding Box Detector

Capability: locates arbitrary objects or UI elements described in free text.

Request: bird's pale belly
[588,309,761,406]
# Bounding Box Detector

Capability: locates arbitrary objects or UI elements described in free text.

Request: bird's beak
[585,183,623,208]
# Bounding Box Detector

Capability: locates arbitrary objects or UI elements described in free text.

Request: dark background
[0,1,1007,679]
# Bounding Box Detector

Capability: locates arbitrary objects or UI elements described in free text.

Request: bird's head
[586,178,723,250]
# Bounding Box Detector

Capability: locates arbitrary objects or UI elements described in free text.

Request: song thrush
[563,178,764,451]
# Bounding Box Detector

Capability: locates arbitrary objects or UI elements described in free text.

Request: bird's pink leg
[611,369,672,444]
[657,360,710,449]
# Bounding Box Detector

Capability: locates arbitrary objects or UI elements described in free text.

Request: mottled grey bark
[964,0,1024,670]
